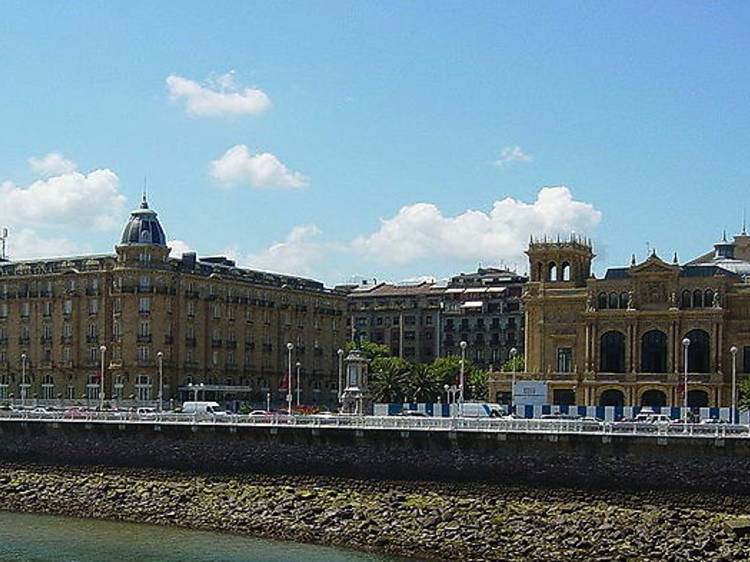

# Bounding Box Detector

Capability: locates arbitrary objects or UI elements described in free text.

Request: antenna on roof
[0,227,7,260]
[141,176,148,208]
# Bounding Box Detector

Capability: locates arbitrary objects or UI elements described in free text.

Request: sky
[1,2,749,285]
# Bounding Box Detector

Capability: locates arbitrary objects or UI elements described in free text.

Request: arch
[641,389,667,408]
[619,292,629,309]
[608,292,619,309]
[547,262,557,282]
[681,289,692,309]
[684,329,710,373]
[597,292,608,310]
[687,389,709,408]
[641,330,668,373]
[692,289,703,308]
[704,289,714,307]
[599,388,625,407]
[560,261,571,281]
[600,331,626,373]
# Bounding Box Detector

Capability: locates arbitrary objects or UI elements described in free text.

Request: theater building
[0,196,347,407]
[488,232,750,408]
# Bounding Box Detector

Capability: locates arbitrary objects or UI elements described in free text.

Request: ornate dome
[119,195,167,246]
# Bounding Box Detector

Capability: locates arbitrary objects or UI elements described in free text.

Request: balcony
[211,339,223,348]
[185,337,197,347]
[137,334,152,343]
[60,336,73,344]
[225,340,237,349]
[18,337,30,345]
[86,335,99,344]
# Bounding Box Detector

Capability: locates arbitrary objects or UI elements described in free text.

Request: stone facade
[0,198,347,407]
[489,233,750,408]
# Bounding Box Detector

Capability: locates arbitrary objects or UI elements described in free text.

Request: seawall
[0,420,748,493]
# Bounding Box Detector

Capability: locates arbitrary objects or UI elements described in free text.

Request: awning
[460,301,484,308]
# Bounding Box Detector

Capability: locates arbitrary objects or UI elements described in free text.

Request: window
[20,302,30,318]
[212,351,219,366]
[41,375,55,400]
[87,374,100,400]
[557,347,572,373]
[213,304,221,319]
[0,303,8,318]
[63,300,73,315]
[89,347,98,363]
[138,321,150,338]
[88,299,98,315]
[43,302,52,317]
[138,346,150,363]
[135,375,151,401]
[63,323,72,338]
[139,251,151,263]
[139,276,151,291]
[138,297,150,314]
[187,301,195,317]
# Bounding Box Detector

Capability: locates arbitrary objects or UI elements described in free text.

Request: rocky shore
[1,463,750,561]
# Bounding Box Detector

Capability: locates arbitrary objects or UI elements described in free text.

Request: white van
[460,402,504,418]
[181,401,230,420]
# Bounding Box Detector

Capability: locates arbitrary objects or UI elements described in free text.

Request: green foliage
[739,377,750,412]
[467,368,488,401]
[369,356,410,403]
[501,354,525,373]
[404,364,442,403]
[345,340,391,361]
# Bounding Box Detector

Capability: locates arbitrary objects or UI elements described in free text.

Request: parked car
[633,412,671,424]
[460,402,504,418]
[398,409,429,417]
[248,410,270,417]
[136,407,157,419]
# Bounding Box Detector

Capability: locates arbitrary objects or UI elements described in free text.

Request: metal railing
[0,410,747,439]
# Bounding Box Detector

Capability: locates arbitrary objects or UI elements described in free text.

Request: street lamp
[444,383,459,418]
[682,337,690,429]
[20,353,27,407]
[187,382,204,401]
[156,351,164,412]
[286,342,294,414]
[337,348,344,406]
[510,347,518,416]
[266,391,271,412]
[295,361,301,407]
[459,341,467,417]
[99,345,107,411]
[731,345,738,424]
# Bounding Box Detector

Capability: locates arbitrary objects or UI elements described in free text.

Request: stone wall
[0,420,748,494]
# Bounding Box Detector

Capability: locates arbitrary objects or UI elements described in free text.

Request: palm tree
[369,357,409,403]
[406,364,441,403]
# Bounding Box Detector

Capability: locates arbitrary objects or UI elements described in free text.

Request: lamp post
[444,383,459,418]
[286,342,294,415]
[99,345,107,411]
[20,353,27,407]
[266,391,271,412]
[510,347,518,416]
[188,382,204,401]
[731,345,738,424]
[295,361,301,407]
[459,341,467,417]
[682,337,690,429]
[337,348,344,407]
[156,351,164,412]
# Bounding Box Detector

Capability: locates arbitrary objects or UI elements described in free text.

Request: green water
[0,511,398,562]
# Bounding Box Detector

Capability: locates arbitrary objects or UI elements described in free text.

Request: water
[0,511,398,562]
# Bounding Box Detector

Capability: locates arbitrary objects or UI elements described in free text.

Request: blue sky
[1,2,749,285]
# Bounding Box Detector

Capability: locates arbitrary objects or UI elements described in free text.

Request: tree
[501,353,525,373]
[739,377,750,412]
[369,356,410,403]
[405,364,441,403]
[467,368,488,401]
[345,340,391,361]
[430,356,464,387]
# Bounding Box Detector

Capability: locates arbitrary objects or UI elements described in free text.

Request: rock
[725,518,750,538]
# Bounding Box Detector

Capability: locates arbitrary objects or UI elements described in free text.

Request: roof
[119,196,167,247]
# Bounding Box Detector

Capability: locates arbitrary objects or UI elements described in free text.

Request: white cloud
[210,144,309,189]
[0,167,127,231]
[231,224,325,276]
[166,71,271,118]
[493,146,533,167]
[352,186,601,265]
[168,239,192,257]
[5,228,82,260]
[28,153,77,176]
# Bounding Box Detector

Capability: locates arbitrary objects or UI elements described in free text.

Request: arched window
[608,293,619,309]
[597,292,608,310]
[641,330,668,373]
[693,290,703,308]
[619,292,629,309]
[561,262,571,281]
[681,290,692,309]
[600,331,626,373]
[704,289,714,307]
[684,329,710,373]
[641,389,667,408]
[600,389,625,407]
[547,262,557,282]
[687,389,709,408]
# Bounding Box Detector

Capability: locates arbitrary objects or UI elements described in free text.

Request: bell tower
[526,234,594,287]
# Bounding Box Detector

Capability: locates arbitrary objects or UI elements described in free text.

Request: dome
[119,195,167,246]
